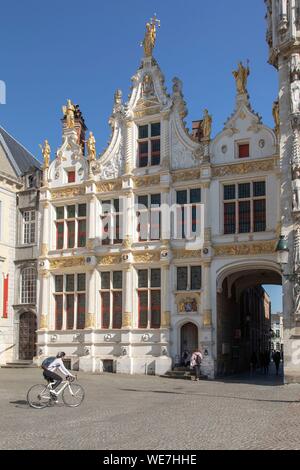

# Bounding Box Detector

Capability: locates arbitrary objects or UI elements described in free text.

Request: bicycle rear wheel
[27,384,51,409]
[62,383,85,407]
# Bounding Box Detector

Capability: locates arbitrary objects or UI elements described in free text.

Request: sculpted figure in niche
[172,77,183,95]
[232,61,250,95]
[294,227,300,269]
[39,140,51,169]
[201,109,212,140]
[142,74,154,96]
[292,168,300,210]
[291,80,300,114]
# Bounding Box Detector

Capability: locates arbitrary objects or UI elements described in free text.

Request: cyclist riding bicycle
[41,352,75,402]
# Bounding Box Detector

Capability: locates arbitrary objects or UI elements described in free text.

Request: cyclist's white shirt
[47,358,70,376]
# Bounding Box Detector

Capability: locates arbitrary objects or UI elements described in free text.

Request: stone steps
[1,360,37,369]
[161,370,208,381]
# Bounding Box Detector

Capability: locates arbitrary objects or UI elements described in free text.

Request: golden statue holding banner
[233,61,250,94]
[87,131,96,161]
[142,15,160,57]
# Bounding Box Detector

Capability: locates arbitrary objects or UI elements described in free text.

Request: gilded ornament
[141,15,160,57]
[122,312,132,328]
[86,131,96,161]
[201,109,212,141]
[173,250,202,260]
[39,140,51,169]
[51,187,85,200]
[212,159,276,177]
[98,255,121,265]
[172,170,201,183]
[232,61,250,94]
[62,99,76,129]
[85,313,96,329]
[39,315,48,330]
[213,241,276,257]
[96,181,122,193]
[134,252,160,263]
[161,311,171,328]
[41,243,48,257]
[203,310,212,327]
[272,100,280,136]
[50,257,85,269]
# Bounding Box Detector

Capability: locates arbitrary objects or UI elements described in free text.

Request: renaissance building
[35,17,280,378]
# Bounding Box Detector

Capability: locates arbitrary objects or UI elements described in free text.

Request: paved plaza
[0,367,300,450]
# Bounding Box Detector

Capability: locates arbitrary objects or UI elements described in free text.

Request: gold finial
[141,14,160,57]
[232,60,250,95]
[62,99,76,128]
[86,131,96,161]
[39,139,51,169]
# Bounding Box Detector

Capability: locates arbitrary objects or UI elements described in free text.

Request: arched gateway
[216,262,282,376]
[181,323,198,358]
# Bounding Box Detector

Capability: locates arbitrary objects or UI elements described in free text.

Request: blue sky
[0,0,282,310]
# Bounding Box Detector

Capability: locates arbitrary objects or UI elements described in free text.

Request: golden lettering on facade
[173,250,202,259]
[212,159,276,177]
[96,182,122,193]
[98,255,121,265]
[51,187,86,200]
[134,176,160,188]
[172,170,201,183]
[50,257,85,269]
[134,252,161,263]
[214,241,276,257]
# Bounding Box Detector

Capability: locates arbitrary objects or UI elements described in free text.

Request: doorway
[19,312,37,360]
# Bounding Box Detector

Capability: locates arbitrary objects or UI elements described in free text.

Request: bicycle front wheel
[62,383,85,407]
[27,384,51,409]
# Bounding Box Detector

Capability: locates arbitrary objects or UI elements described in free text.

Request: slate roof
[0,126,41,176]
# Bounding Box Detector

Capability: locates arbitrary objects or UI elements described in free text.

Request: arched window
[21,268,36,304]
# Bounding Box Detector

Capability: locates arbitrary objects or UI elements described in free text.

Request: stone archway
[180,322,198,358]
[19,312,37,360]
[216,261,282,377]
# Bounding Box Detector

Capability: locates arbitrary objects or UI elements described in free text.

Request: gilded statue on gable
[142,15,160,57]
[39,139,51,169]
[201,109,212,140]
[87,131,96,161]
[232,61,250,94]
[62,99,76,128]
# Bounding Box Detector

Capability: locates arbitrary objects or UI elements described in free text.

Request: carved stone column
[125,120,133,174]
[41,202,50,257]
[85,270,96,329]
[39,271,50,330]
[161,111,170,170]
[87,195,96,250]
[202,262,212,327]
[161,265,171,328]
[122,266,132,328]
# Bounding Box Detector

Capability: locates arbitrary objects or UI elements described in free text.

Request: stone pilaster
[85,270,96,329]
[125,121,133,174]
[87,195,96,249]
[39,271,50,330]
[161,111,170,170]
[41,201,50,257]
[122,266,132,328]
[161,265,170,328]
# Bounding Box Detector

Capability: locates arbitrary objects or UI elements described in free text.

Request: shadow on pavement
[119,388,299,404]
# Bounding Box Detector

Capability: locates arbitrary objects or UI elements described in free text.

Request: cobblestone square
[0,368,300,450]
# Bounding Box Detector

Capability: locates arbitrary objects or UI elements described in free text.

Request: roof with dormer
[0,126,41,176]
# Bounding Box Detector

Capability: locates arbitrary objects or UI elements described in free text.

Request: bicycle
[27,375,85,409]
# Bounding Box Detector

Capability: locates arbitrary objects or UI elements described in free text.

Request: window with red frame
[100,271,123,329]
[137,194,161,241]
[55,295,63,330]
[68,170,76,183]
[238,143,250,158]
[223,182,266,234]
[77,294,86,330]
[176,189,201,239]
[66,294,74,329]
[138,269,161,329]
[138,122,160,167]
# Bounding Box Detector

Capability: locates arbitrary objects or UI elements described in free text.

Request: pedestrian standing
[190,350,203,381]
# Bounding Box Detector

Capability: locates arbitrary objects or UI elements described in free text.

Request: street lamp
[275,235,300,280]
[276,235,289,266]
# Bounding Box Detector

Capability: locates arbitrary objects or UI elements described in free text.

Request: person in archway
[250,351,258,375]
[190,350,203,381]
[272,350,281,376]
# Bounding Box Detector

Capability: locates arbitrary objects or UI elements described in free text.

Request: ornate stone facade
[35,18,280,379]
